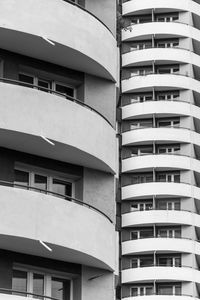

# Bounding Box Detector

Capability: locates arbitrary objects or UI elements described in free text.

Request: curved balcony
[122,296,198,300]
[122,22,200,44]
[122,209,200,228]
[122,47,200,68]
[122,0,200,18]
[122,237,200,256]
[121,181,200,200]
[122,74,200,94]
[122,154,200,174]
[122,266,200,284]
[0,0,117,81]
[0,79,116,173]
[0,183,115,271]
[122,127,199,148]
[122,100,200,121]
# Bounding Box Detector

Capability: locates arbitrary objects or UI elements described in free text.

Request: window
[130,120,153,130]
[156,66,179,74]
[14,170,29,189]
[55,83,74,98]
[156,91,180,100]
[156,40,179,48]
[131,228,154,240]
[131,15,152,25]
[157,199,180,211]
[157,119,180,128]
[157,145,180,154]
[131,174,153,184]
[14,168,73,197]
[157,255,181,267]
[156,172,180,183]
[130,41,152,51]
[12,268,71,300]
[156,13,179,22]
[130,93,153,104]
[19,73,34,85]
[131,146,153,156]
[130,202,153,211]
[157,284,181,296]
[131,286,153,297]
[157,227,181,238]
[12,270,27,296]
[131,256,154,268]
[19,73,75,97]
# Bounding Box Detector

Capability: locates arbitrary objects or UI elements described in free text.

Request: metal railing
[0,180,113,224]
[122,45,193,55]
[122,178,195,187]
[122,293,196,299]
[122,263,199,271]
[123,71,195,81]
[0,77,113,128]
[122,20,191,32]
[122,207,199,215]
[122,125,194,133]
[121,98,195,107]
[122,151,198,161]
[0,288,59,300]
[122,235,200,243]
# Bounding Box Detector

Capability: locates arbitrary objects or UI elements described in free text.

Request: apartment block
[0,1,118,300]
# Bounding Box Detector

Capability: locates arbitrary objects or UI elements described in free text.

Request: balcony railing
[0,180,113,224]
[122,45,194,55]
[122,151,198,161]
[122,178,195,187]
[122,125,193,133]
[0,288,60,300]
[0,77,113,128]
[122,207,199,215]
[121,98,194,107]
[122,293,196,299]
[122,20,190,32]
[123,71,193,81]
[122,235,200,243]
[122,263,199,271]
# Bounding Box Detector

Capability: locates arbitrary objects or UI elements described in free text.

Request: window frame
[12,265,73,300]
[18,72,76,97]
[14,166,75,198]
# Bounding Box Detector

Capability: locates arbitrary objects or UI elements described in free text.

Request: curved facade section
[122,74,200,94]
[0,0,117,81]
[121,182,200,200]
[122,238,200,256]
[122,48,200,68]
[122,22,200,44]
[0,185,115,271]
[123,0,200,17]
[122,210,200,228]
[122,154,200,174]
[122,101,200,120]
[122,267,200,284]
[122,128,199,147]
[0,82,116,173]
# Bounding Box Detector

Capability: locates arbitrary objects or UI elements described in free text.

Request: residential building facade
[0,1,118,300]
[120,0,200,299]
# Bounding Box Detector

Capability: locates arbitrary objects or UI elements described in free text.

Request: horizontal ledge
[0,185,116,270]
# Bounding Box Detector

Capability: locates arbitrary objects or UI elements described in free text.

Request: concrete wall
[83,168,116,223]
[81,266,115,300]
[85,0,116,36]
[84,74,116,127]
